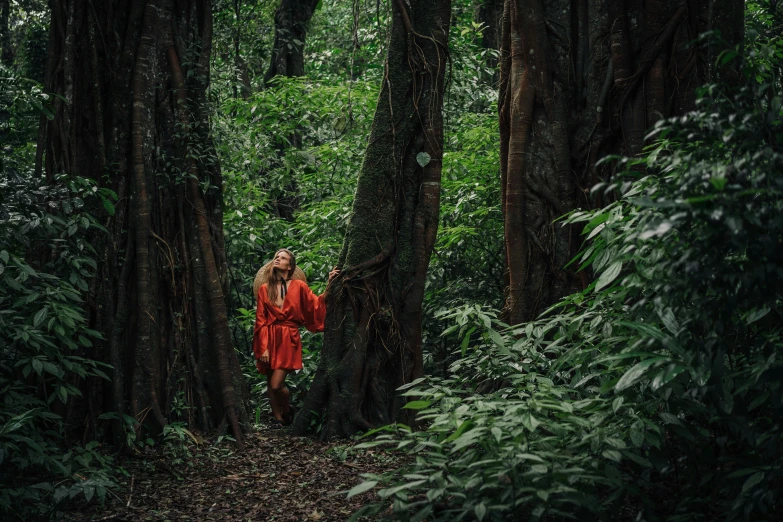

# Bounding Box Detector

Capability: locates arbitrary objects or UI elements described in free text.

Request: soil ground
[61,422,396,522]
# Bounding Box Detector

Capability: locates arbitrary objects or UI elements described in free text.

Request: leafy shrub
[1,76,118,517]
[350,55,783,521]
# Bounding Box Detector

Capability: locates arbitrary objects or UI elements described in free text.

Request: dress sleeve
[252,285,270,358]
[299,281,326,333]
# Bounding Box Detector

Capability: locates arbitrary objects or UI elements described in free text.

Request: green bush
[350,55,783,521]
[1,76,117,518]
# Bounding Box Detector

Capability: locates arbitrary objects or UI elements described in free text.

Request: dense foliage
[0,69,118,517]
[349,50,783,521]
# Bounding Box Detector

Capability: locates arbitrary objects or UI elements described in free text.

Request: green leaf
[33,308,48,327]
[444,420,474,443]
[0,410,36,435]
[474,502,487,521]
[719,49,737,64]
[742,472,763,494]
[53,487,69,504]
[630,420,644,447]
[347,504,384,522]
[658,307,679,334]
[101,197,115,216]
[520,412,540,432]
[92,368,110,380]
[615,357,664,391]
[398,378,426,391]
[488,328,503,347]
[621,449,652,468]
[416,152,431,167]
[42,361,63,378]
[402,400,432,410]
[602,449,622,462]
[347,480,377,498]
[709,176,728,191]
[595,261,622,292]
[658,412,681,425]
[584,212,610,233]
[460,326,475,357]
[748,391,769,411]
[651,364,687,391]
[746,307,770,324]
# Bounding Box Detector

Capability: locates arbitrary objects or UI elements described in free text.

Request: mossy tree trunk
[499,0,745,325]
[39,0,248,446]
[293,0,451,439]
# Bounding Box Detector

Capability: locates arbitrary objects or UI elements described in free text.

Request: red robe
[253,279,326,375]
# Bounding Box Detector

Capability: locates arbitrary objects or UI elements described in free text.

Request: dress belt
[270,320,301,329]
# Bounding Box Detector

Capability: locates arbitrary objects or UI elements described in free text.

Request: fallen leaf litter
[61,423,398,521]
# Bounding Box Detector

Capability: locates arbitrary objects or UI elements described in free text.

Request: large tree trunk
[293,0,451,439]
[263,0,319,84]
[232,0,250,99]
[39,0,248,446]
[499,0,745,325]
[0,0,11,66]
[478,0,503,77]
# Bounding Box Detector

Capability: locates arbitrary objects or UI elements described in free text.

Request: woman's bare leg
[267,369,290,421]
[266,372,282,420]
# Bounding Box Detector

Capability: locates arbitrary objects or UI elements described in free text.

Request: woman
[252,248,338,428]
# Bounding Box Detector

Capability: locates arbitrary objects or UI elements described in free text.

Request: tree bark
[478,0,504,76]
[263,0,319,84]
[230,0,251,99]
[39,0,248,445]
[500,0,746,325]
[293,0,451,439]
[0,0,11,66]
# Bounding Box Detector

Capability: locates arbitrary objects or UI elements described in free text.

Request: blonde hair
[265,248,296,302]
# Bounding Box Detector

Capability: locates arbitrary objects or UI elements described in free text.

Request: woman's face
[273,250,292,272]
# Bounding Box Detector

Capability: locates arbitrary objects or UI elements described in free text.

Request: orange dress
[253,279,326,375]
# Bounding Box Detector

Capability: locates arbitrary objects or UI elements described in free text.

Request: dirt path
[62,425,395,521]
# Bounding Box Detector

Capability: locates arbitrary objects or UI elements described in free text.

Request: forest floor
[61,421,396,522]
